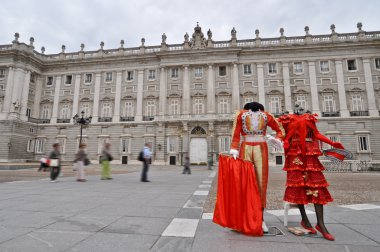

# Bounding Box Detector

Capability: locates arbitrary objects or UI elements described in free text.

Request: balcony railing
[143,116,155,121]
[350,111,369,116]
[28,117,51,124]
[120,116,135,122]
[57,118,70,123]
[322,112,340,117]
[98,117,112,122]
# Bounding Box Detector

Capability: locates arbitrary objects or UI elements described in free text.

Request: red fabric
[278,113,334,205]
[213,155,263,236]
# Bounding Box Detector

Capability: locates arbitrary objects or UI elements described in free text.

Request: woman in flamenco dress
[278,109,344,241]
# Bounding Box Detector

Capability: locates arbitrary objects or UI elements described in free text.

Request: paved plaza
[0,165,380,251]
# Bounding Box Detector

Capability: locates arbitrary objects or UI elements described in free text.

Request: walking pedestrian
[182,156,191,174]
[49,143,61,182]
[74,143,88,182]
[140,142,152,182]
[101,143,113,180]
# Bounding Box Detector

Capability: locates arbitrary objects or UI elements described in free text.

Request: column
[335,60,349,117]
[20,70,31,119]
[158,67,167,116]
[257,64,266,106]
[92,73,101,122]
[231,63,240,112]
[282,63,293,113]
[71,74,81,122]
[2,67,14,114]
[182,66,190,115]
[207,64,215,114]
[362,59,379,116]
[308,61,321,116]
[182,122,189,156]
[113,71,123,121]
[135,69,144,121]
[51,75,62,123]
[32,76,43,118]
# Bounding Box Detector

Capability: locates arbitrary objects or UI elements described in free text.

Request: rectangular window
[85,74,92,83]
[27,139,34,152]
[124,101,134,116]
[121,139,130,153]
[80,103,90,117]
[347,60,357,71]
[146,100,156,116]
[127,71,134,81]
[65,75,72,85]
[41,105,50,119]
[219,136,231,153]
[171,68,179,78]
[357,135,370,152]
[194,67,203,77]
[193,98,204,114]
[320,61,330,72]
[35,138,44,153]
[268,63,277,74]
[102,103,112,117]
[351,94,364,111]
[296,95,307,110]
[244,97,254,104]
[60,104,70,119]
[375,58,380,70]
[243,64,252,75]
[148,70,156,80]
[0,69,5,78]
[47,76,53,86]
[294,62,303,73]
[105,72,112,82]
[170,99,180,115]
[219,66,226,76]
[322,135,340,149]
[168,137,177,153]
[26,108,31,118]
[219,97,229,114]
[57,138,66,154]
[323,95,336,112]
[270,97,281,114]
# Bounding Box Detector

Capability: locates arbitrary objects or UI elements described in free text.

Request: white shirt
[143,146,152,159]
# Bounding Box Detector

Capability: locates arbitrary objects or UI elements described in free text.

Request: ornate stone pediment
[59,98,73,103]
[167,91,182,98]
[101,96,114,101]
[266,89,283,95]
[121,94,136,100]
[241,90,256,96]
[40,98,53,104]
[79,97,93,102]
[191,90,206,97]
[346,87,364,93]
[320,88,336,93]
[216,90,231,96]
[293,89,308,94]
[144,92,159,99]
[189,23,207,49]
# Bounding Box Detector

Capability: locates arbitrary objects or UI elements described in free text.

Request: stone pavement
[0,166,380,252]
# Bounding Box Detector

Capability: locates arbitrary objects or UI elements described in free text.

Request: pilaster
[135,69,144,121]
[51,75,62,123]
[335,60,350,117]
[20,70,31,120]
[182,66,190,115]
[158,67,167,116]
[282,63,293,113]
[71,74,81,123]
[113,71,122,121]
[231,63,240,111]
[207,64,215,114]
[32,76,43,118]
[308,61,321,116]
[257,64,266,106]
[362,59,379,116]
[92,73,101,122]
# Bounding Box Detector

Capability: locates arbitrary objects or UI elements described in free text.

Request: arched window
[191,126,206,135]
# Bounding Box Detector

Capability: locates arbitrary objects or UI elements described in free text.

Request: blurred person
[182,156,191,174]
[140,142,152,182]
[49,143,61,182]
[101,143,113,180]
[74,143,88,182]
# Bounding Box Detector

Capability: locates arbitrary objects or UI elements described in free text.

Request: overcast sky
[1,0,379,54]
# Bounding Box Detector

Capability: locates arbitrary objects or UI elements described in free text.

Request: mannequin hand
[332,142,344,149]
[229,149,239,160]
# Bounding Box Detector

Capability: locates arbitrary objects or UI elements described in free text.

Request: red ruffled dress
[278,113,333,205]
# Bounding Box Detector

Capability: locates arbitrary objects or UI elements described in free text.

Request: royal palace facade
[0,23,380,165]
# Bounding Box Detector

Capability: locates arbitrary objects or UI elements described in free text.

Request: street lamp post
[73,111,92,146]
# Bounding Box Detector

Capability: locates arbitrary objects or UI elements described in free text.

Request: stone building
[0,23,379,165]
